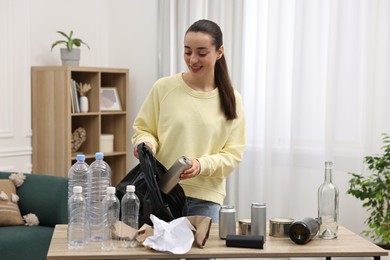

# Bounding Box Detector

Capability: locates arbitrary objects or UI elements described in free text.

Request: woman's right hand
[180,158,201,180]
[133,142,153,159]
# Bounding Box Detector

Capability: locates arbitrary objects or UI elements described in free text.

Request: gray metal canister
[219,205,236,239]
[251,202,266,241]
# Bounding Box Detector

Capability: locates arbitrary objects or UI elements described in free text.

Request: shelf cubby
[32,66,130,185]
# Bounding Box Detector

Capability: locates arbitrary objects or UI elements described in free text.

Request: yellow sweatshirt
[132,73,246,205]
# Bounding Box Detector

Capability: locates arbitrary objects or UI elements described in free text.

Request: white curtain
[157,0,390,244]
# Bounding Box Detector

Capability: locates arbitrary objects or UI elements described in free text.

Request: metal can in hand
[251,202,266,241]
[219,205,236,239]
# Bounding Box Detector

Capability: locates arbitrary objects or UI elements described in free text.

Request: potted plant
[51,30,90,66]
[347,133,390,249]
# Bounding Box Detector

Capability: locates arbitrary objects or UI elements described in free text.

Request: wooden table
[47,224,388,260]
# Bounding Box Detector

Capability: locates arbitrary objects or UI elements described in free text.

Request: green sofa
[0,172,68,260]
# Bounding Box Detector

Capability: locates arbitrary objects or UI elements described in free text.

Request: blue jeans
[186,197,221,223]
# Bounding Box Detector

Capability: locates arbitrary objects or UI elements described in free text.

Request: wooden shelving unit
[31,66,130,185]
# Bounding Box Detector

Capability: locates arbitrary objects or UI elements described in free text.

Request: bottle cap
[73,186,82,193]
[76,154,85,161]
[95,152,104,160]
[107,186,115,194]
[126,185,135,192]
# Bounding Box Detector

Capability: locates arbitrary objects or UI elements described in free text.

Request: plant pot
[60,48,80,66]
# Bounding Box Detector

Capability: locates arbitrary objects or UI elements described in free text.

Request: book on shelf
[69,80,75,113]
[70,79,80,113]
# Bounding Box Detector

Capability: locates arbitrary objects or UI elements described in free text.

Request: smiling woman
[132,19,247,224]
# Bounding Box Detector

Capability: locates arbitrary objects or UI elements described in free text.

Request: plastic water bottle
[101,187,120,250]
[68,154,89,200]
[68,186,87,249]
[120,185,140,247]
[87,152,112,242]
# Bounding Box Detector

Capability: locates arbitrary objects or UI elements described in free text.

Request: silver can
[219,205,236,239]
[251,202,266,240]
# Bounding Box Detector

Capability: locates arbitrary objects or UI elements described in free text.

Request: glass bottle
[317,161,339,239]
[289,217,320,245]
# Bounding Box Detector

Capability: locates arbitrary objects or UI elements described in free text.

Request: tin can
[238,218,251,235]
[269,217,294,237]
[219,205,236,239]
[251,202,266,240]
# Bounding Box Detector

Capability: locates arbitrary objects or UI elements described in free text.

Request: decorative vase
[60,48,80,66]
[79,96,89,113]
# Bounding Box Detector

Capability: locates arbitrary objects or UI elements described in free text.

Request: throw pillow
[0,179,24,226]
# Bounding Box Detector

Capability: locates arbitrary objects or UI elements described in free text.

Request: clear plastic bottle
[87,152,112,242]
[101,186,120,250]
[68,154,89,200]
[68,186,87,249]
[318,161,339,239]
[120,185,140,248]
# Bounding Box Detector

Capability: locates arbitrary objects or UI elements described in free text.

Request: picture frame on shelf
[100,87,122,111]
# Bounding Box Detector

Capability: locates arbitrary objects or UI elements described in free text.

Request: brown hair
[186,19,237,120]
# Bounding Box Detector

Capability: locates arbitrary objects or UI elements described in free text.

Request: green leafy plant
[51,30,90,51]
[347,133,390,246]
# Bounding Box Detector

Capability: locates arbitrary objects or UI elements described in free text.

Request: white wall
[0,0,32,172]
[0,0,158,171]
[106,0,159,168]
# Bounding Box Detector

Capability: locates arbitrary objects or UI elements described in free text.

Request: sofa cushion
[0,179,24,226]
[0,172,68,260]
[0,225,54,260]
[17,173,68,227]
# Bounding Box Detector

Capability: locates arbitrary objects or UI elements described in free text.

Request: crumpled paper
[186,215,212,247]
[143,214,196,254]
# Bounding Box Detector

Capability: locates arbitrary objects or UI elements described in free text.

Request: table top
[47,224,388,260]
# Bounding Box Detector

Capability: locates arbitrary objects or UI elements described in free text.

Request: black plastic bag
[116,143,187,227]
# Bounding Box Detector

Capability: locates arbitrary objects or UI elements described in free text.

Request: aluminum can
[219,205,236,239]
[251,202,266,240]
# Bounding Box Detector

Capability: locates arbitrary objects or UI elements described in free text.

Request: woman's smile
[189,65,202,73]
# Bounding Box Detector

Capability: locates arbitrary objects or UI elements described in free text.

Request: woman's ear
[217,45,224,59]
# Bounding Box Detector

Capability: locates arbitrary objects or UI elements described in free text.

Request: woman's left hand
[180,158,201,180]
